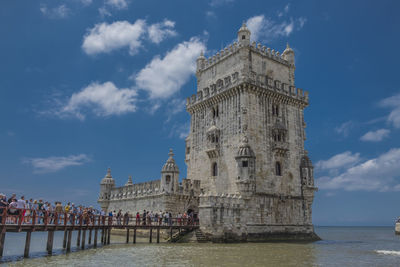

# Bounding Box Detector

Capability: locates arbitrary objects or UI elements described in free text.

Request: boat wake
[375,250,400,256]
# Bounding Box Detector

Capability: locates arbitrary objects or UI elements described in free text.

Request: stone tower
[185,23,318,241]
[161,149,179,193]
[98,168,115,211]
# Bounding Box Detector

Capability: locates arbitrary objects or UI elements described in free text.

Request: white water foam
[375,250,400,256]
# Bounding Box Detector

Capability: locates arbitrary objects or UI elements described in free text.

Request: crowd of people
[0,193,197,226]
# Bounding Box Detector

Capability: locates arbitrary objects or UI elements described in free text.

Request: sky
[1,0,400,226]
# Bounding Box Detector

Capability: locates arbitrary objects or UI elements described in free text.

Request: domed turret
[101,168,115,185]
[282,43,295,65]
[98,168,115,211]
[236,136,255,158]
[238,22,251,46]
[300,151,314,187]
[161,149,180,193]
[235,136,256,183]
[196,50,206,71]
[162,149,180,173]
[125,175,133,186]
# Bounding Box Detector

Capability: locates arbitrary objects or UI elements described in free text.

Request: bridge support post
[149,228,152,243]
[67,230,72,252]
[0,228,6,258]
[24,231,32,258]
[107,227,111,244]
[81,230,86,249]
[101,228,104,244]
[46,230,54,255]
[89,229,92,245]
[170,227,173,241]
[94,229,98,248]
[63,229,67,248]
[133,228,136,244]
[77,229,81,247]
[126,229,129,243]
[157,228,160,243]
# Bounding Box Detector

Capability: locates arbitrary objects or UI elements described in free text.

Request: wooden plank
[24,231,32,258]
[66,230,72,252]
[94,229,98,248]
[133,228,136,244]
[126,228,129,243]
[46,231,54,255]
[81,230,86,249]
[157,228,160,243]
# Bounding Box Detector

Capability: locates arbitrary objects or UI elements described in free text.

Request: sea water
[1,227,400,266]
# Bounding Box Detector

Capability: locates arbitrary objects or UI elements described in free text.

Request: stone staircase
[195,229,208,243]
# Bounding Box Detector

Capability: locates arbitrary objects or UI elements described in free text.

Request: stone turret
[235,136,256,197]
[125,175,133,186]
[300,151,314,188]
[238,22,251,46]
[196,51,206,72]
[98,168,115,211]
[282,43,295,65]
[161,149,179,193]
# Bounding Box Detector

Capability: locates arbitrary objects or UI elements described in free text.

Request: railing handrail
[0,207,199,227]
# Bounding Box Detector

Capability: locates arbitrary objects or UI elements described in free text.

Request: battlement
[106,178,201,201]
[109,179,161,200]
[197,41,291,73]
[186,74,309,109]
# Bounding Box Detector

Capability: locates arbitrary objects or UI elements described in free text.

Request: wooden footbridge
[0,208,199,259]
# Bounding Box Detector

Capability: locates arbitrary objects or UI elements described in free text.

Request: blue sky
[1,0,400,226]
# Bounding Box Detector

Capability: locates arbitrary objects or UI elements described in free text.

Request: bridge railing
[0,208,198,228]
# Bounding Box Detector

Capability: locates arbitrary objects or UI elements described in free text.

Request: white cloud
[335,121,354,137]
[40,4,70,19]
[82,20,146,55]
[106,0,129,10]
[24,154,91,173]
[360,129,390,142]
[316,148,400,192]
[80,0,93,6]
[169,122,190,139]
[316,151,361,170]
[209,0,234,7]
[246,14,306,42]
[61,81,137,120]
[148,20,177,44]
[380,92,400,128]
[98,7,112,17]
[82,19,177,55]
[134,37,206,99]
[278,4,290,17]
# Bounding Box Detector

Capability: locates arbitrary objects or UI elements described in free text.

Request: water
[1,227,400,266]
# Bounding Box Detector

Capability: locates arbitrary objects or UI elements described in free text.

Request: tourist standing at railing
[123,211,129,225]
[8,199,18,223]
[0,193,7,223]
[7,193,16,204]
[142,210,146,225]
[136,212,140,225]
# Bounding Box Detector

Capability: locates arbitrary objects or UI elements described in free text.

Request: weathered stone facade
[98,23,318,242]
[98,150,200,215]
[185,23,318,241]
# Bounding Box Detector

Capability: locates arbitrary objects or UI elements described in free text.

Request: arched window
[275,162,282,176]
[242,35,246,40]
[212,162,218,176]
[166,175,171,183]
